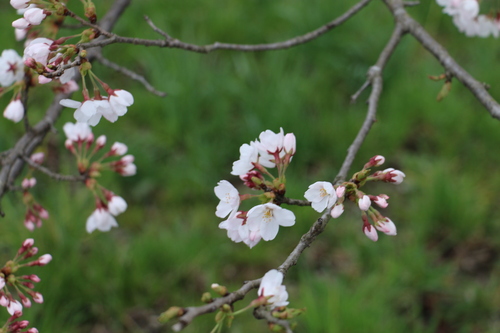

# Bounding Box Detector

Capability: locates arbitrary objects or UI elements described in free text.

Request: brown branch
[336,23,405,183]
[383,0,500,119]
[0,0,132,216]
[94,53,167,97]
[253,307,293,333]
[22,156,86,182]
[79,0,372,52]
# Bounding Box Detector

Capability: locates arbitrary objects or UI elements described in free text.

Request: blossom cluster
[1,2,135,126]
[21,153,49,231]
[305,155,405,242]
[63,122,134,233]
[437,0,500,37]
[0,238,51,333]
[216,128,296,248]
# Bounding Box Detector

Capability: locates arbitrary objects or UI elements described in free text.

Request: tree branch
[253,307,293,333]
[79,0,372,52]
[383,0,500,120]
[22,156,86,182]
[94,53,167,97]
[336,23,405,183]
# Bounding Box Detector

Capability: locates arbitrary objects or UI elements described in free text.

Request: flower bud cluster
[62,122,133,232]
[20,153,49,231]
[305,155,405,242]
[0,238,50,327]
[216,128,297,248]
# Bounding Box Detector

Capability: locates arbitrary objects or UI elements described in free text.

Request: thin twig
[80,0,373,52]
[383,0,500,119]
[94,53,167,97]
[336,23,405,183]
[253,307,294,333]
[22,156,86,182]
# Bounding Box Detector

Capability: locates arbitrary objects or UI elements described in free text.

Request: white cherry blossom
[214,180,240,218]
[258,269,289,309]
[86,208,119,233]
[304,181,337,212]
[0,49,24,87]
[3,99,24,123]
[246,203,295,241]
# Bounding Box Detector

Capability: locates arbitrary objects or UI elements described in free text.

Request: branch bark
[383,0,500,119]
[78,0,372,52]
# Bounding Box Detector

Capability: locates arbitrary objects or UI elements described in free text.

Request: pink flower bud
[7,300,23,316]
[373,195,389,208]
[96,135,106,149]
[38,254,52,265]
[335,185,345,198]
[38,75,52,84]
[283,133,296,155]
[110,142,127,156]
[28,328,39,333]
[330,204,344,218]
[32,292,43,303]
[23,238,35,248]
[0,296,8,307]
[0,276,5,289]
[383,168,406,184]
[10,0,30,10]
[375,218,397,236]
[24,7,46,26]
[4,99,24,123]
[30,152,45,164]
[22,178,36,189]
[358,195,371,211]
[363,224,378,242]
[12,17,30,29]
[21,297,31,308]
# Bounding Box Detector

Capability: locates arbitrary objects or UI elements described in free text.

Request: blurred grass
[0,0,500,332]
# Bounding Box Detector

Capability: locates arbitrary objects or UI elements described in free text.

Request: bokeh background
[1,0,500,332]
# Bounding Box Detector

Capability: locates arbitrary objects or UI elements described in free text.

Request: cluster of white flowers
[305,155,405,242]
[216,128,297,248]
[11,1,47,30]
[62,122,135,232]
[60,89,134,126]
[437,0,500,37]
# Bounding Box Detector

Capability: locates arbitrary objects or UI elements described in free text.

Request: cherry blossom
[108,89,134,116]
[63,122,92,143]
[23,38,53,65]
[258,269,289,309]
[304,181,337,212]
[107,195,127,216]
[231,142,259,176]
[3,99,24,123]
[246,203,295,241]
[111,154,137,176]
[7,300,23,316]
[373,194,389,208]
[214,180,240,218]
[86,208,119,233]
[0,49,24,87]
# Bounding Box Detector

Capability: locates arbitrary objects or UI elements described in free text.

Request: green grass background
[1,0,500,332]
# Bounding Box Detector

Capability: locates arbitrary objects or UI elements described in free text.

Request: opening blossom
[258,269,289,309]
[304,181,338,212]
[214,180,240,218]
[3,99,24,123]
[86,208,119,233]
[246,203,295,241]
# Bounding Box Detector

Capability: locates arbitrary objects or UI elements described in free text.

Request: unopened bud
[211,283,228,296]
[158,306,184,324]
[201,292,212,303]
